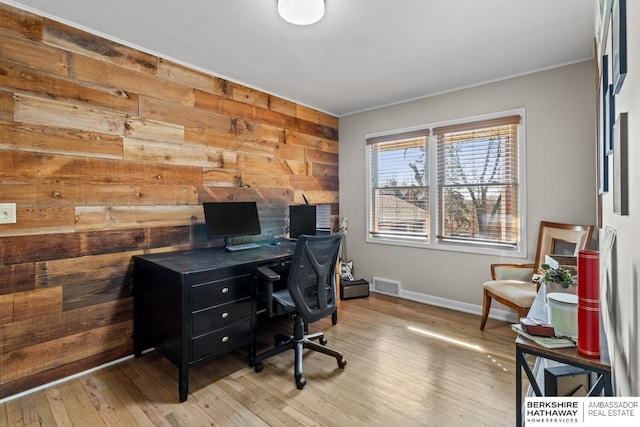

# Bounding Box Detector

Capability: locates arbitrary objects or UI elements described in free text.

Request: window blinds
[434,116,520,246]
[367,130,430,238]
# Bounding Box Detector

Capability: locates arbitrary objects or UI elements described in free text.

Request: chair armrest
[256,266,280,317]
[257,266,280,281]
[490,263,535,281]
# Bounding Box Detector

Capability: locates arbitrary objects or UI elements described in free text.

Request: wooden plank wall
[0,3,339,399]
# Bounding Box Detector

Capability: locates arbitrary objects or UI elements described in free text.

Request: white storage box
[547,292,578,338]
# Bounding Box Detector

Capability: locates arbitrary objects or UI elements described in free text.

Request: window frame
[365,109,527,258]
[367,129,430,240]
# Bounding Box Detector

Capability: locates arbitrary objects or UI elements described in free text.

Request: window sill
[366,234,526,258]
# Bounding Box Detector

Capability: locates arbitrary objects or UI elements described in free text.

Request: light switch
[0,203,16,224]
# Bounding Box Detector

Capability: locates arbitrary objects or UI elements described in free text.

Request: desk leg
[604,373,613,396]
[516,348,543,426]
[516,347,523,427]
[248,339,256,365]
[133,332,146,358]
[521,358,542,396]
[588,372,614,396]
[178,365,189,403]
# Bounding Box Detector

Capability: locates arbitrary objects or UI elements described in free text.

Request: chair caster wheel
[296,377,306,390]
[254,363,264,373]
[319,337,327,345]
[337,358,347,369]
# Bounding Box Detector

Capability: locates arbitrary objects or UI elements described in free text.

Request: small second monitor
[289,205,316,239]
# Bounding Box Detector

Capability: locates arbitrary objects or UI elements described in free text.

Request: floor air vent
[372,277,401,296]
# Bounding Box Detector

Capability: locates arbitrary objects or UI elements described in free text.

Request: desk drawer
[191,319,252,361]
[191,274,252,310]
[192,299,251,336]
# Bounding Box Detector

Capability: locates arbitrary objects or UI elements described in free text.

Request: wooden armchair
[479,221,594,330]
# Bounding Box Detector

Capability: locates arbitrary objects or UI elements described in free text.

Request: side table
[515,285,612,426]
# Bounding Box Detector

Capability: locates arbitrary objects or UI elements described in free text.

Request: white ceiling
[5,0,595,117]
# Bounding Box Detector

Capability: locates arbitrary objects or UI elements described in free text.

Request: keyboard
[225,242,261,252]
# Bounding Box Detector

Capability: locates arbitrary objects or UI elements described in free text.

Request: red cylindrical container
[577,249,600,358]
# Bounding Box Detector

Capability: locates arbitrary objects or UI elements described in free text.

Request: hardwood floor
[0,294,520,427]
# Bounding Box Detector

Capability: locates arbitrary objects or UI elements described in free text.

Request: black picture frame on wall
[599,55,609,194]
[607,84,615,154]
[612,0,627,94]
[604,84,614,155]
[613,113,628,215]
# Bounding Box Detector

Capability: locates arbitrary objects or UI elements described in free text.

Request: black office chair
[252,234,346,389]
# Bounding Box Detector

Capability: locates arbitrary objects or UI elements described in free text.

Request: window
[367,130,430,240]
[366,111,524,255]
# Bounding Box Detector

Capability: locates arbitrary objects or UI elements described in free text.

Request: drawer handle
[221,336,229,343]
[221,287,229,294]
[221,312,229,319]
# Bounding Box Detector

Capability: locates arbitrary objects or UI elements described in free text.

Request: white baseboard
[0,354,136,405]
[371,289,519,324]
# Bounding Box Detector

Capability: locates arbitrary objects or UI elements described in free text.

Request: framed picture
[607,84,615,154]
[612,0,627,94]
[599,55,609,194]
[600,226,617,333]
[604,84,614,154]
[613,112,628,215]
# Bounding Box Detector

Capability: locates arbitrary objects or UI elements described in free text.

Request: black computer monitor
[203,202,261,244]
[289,205,316,239]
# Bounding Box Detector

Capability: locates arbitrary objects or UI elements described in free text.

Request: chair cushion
[482,280,537,308]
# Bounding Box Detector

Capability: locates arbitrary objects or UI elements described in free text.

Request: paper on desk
[511,324,576,349]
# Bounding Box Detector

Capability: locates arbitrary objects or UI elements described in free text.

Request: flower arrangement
[540,264,577,288]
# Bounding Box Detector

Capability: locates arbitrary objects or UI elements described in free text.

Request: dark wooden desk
[133,243,296,402]
[515,285,612,426]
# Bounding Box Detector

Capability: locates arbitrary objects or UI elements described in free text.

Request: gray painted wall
[598,1,640,396]
[339,60,597,321]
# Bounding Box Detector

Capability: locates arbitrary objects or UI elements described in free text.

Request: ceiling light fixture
[277,0,325,26]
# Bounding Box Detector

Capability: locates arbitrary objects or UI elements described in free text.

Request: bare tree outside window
[367,114,521,250]
[435,117,520,245]
[367,132,429,238]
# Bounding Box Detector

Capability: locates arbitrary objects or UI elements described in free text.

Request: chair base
[252,315,346,389]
